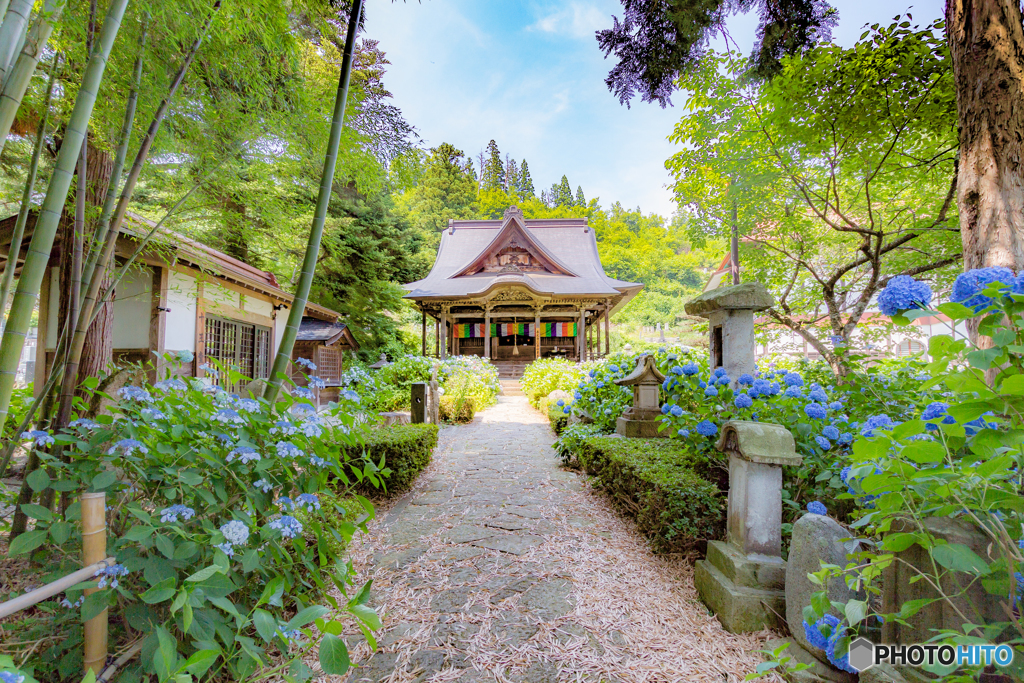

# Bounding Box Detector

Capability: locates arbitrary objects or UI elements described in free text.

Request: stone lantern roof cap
[684,282,775,318]
[716,420,802,466]
[614,354,666,386]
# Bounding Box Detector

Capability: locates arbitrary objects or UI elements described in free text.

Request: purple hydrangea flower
[807,501,827,515]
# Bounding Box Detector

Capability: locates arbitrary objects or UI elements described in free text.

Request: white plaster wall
[274,304,288,355]
[113,266,152,349]
[244,296,273,318]
[165,271,198,353]
[205,281,240,309]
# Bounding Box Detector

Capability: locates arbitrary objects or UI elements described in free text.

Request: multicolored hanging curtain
[494,323,533,337]
[452,323,487,338]
[539,322,577,337]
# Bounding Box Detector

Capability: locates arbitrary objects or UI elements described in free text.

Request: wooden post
[421,310,426,356]
[434,318,439,357]
[534,308,541,359]
[604,300,611,356]
[577,307,585,363]
[484,306,491,359]
[439,308,448,360]
[194,280,206,378]
[148,266,168,383]
[81,492,107,675]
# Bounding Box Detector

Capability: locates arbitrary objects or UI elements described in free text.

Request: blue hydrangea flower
[295,357,317,370]
[803,614,839,651]
[199,363,220,377]
[822,425,840,441]
[677,429,690,438]
[861,414,894,437]
[270,515,303,539]
[826,621,856,673]
[220,520,249,546]
[296,493,320,511]
[21,430,54,447]
[840,466,852,482]
[306,376,327,391]
[769,382,780,395]
[815,436,832,450]
[752,379,770,395]
[226,446,260,464]
[562,406,571,414]
[300,420,323,438]
[341,389,360,402]
[95,563,129,589]
[670,405,684,417]
[704,385,719,397]
[254,478,274,493]
[784,373,804,387]
[951,267,1016,311]
[160,505,195,524]
[809,388,828,403]
[596,381,605,388]
[609,364,620,373]
[154,378,188,392]
[69,418,99,430]
[839,432,853,444]
[118,386,154,403]
[807,501,827,515]
[710,367,725,378]
[696,420,718,437]
[276,441,303,459]
[805,403,827,420]
[236,398,260,413]
[737,373,754,385]
[108,438,148,456]
[556,399,565,407]
[309,455,328,467]
[964,412,998,436]
[828,401,843,411]
[213,408,244,425]
[717,375,731,385]
[784,386,802,399]
[877,275,932,316]
[682,363,699,376]
[0,673,26,683]
[574,391,582,400]
[293,387,315,400]
[661,404,671,415]
[698,380,707,388]
[734,394,753,409]
[830,335,845,347]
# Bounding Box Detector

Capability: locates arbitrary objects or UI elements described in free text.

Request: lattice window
[204,316,271,392]
[316,346,341,382]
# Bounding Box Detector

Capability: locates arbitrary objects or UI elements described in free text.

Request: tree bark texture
[947,0,1024,271]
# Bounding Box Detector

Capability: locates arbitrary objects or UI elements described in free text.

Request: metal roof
[404,207,642,301]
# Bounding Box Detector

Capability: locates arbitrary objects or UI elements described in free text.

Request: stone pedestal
[613,354,668,438]
[694,420,802,632]
[684,282,774,387]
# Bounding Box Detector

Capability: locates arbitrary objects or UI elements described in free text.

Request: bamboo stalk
[0,0,64,159]
[264,0,363,403]
[0,556,115,619]
[81,491,107,675]
[57,1,219,431]
[0,0,32,85]
[0,0,130,437]
[0,53,59,323]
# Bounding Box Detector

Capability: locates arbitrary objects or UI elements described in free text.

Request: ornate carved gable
[453,209,575,278]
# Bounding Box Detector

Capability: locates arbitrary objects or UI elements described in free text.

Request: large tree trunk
[947,0,1024,272]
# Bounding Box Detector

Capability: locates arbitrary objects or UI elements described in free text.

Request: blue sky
[365,0,945,219]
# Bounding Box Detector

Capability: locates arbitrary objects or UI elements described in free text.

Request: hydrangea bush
[520,358,585,408]
[364,355,499,417]
[10,356,384,681]
[794,270,1024,680]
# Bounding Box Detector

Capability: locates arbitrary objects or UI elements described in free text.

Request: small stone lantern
[693,420,803,633]
[368,353,390,370]
[613,354,667,438]
[683,282,774,387]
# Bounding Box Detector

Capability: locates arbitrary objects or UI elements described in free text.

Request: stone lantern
[683,282,774,387]
[613,354,667,438]
[694,420,802,633]
[368,353,390,370]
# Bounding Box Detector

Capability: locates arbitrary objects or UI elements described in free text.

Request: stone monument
[683,282,774,388]
[694,420,802,632]
[613,354,667,438]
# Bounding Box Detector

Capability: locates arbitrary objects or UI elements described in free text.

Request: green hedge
[344,423,439,496]
[577,436,725,553]
[547,402,569,434]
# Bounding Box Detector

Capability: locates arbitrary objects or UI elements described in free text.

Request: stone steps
[499,379,524,396]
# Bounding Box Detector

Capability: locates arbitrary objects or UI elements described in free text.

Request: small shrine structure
[404,206,642,362]
[613,354,667,438]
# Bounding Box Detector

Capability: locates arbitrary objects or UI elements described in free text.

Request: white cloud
[527,2,607,39]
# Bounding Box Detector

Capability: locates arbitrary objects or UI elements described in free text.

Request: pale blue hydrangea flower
[141,408,166,420]
[682,362,699,375]
[60,595,84,609]
[296,493,320,512]
[0,670,26,683]
[696,420,718,437]
[69,418,99,430]
[95,563,129,589]
[216,542,235,557]
[277,496,296,511]
[677,429,690,438]
[254,479,274,493]
[822,425,840,441]
[341,389,360,402]
[295,357,317,371]
[807,501,827,515]
[704,385,719,397]
[154,378,188,392]
[276,442,303,459]
[271,420,298,436]
[270,515,303,539]
[307,376,326,390]
[808,388,828,403]
[293,387,315,400]
[199,363,220,377]
[734,393,753,409]
[300,421,323,438]
[235,398,260,413]
[118,386,154,403]
[176,350,195,363]
[278,626,303,641]
[160,505,196,523]
[783,373,803,387]
[108,438,148,456]
[213,408,245,425]
[815,436,832,450]
[670,405,684,417]
[220,520,249,545]
[308,455,328,467]
[21,430,54,447]
[226,446,260,464]
[784,386,803,399]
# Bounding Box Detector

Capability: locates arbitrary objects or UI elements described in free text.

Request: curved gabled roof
[404,207,642,304]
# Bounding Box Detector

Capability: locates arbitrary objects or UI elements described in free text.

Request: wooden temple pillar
[484,305,491,359]
[604,299,611,355]
[421,310,427,356]
[440,307,448,360]
[434,318,440,357]
[534,307,541,359]
[577,307,586,363]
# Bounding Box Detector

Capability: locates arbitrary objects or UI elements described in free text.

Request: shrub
[10,356,382,681]
[346,423,439,496]
[366,385,408,412]
[553,422,604,465]
[521,358,584,407]
[577,436,724,553]
[547,402,570,434]
[440,394,475,423]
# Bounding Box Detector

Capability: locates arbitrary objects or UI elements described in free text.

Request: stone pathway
[331,395,774,683]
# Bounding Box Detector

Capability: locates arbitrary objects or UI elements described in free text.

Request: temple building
[404,206,642,363]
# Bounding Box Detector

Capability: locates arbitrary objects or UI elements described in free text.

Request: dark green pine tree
[556,175,573,207]
[463,157,478,184]
[519,160,535,197]
[505,157,519,196]
[481,139,505,191]
[575,185,586,207]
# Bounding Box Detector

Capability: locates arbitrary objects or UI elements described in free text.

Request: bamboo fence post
[81,491,107,675]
